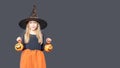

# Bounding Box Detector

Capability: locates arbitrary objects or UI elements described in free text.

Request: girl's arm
[16,31,25,43]
[41,36,45,51]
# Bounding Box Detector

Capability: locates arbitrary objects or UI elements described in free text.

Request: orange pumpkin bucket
[44,43,53,52]
[15,40,24,51]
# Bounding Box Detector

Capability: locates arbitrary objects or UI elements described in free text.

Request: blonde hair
[24,21,43,44]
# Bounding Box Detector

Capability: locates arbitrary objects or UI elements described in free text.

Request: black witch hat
[19,5,47,29]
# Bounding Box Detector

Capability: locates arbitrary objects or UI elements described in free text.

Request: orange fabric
[20,49,46,68]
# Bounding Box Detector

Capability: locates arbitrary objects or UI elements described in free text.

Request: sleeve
[19,31,26,50]
[41,36,45,51]
[19,31,25,45]
[21,35,25,45]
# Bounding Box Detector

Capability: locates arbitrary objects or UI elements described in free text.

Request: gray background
[0,0,119,68]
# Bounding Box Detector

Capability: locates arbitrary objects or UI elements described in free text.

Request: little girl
[16,17,52,68]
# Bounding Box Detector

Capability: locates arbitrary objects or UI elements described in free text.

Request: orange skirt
[20,49,46,68]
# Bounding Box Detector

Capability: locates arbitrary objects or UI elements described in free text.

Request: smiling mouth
[31,26,36,28]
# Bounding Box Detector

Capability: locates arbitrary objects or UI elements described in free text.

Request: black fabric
[21,34,45,51]
[19,18,47,29]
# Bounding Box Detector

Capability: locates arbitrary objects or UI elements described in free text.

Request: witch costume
[17,4,47,68]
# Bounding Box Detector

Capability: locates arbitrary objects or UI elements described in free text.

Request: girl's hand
[46,38,52,44]
[16,37,22,42]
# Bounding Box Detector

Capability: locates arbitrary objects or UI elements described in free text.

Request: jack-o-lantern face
[44,43,53,52]
[15,43,24,51]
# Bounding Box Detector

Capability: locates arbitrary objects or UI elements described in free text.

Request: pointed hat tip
[30,4,38,18]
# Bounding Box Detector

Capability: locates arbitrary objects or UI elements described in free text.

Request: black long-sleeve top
[22,34,44,51]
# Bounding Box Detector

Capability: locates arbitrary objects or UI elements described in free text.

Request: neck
[30,30,36,35]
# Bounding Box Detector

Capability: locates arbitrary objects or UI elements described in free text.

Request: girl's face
[28,21,38,31]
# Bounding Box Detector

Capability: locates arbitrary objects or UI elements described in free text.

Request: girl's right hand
[16,37,22,42]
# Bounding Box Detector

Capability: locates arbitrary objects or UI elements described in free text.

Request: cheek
[35,24,38,27]
[33,24,38,29]
[29,24,33,28]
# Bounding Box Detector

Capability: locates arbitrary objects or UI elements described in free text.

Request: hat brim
[19,18,47,29]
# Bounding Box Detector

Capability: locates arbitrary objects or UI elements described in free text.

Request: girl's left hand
[46,38,52,44]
